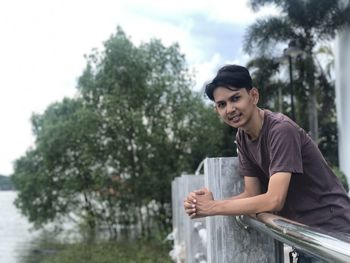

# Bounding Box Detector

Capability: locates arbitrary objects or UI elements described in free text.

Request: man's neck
[243,108,264,140]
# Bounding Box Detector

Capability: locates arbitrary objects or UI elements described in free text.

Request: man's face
[213,86,258,129]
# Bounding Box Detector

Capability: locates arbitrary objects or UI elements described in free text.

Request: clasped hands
[183,188,215,219]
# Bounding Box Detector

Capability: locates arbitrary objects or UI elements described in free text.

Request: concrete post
[171,179,178,240]
[172,177,187,263]
[183,175,207,263]
[204,157,283,263]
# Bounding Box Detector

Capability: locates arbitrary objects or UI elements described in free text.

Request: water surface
[0,191,40,263]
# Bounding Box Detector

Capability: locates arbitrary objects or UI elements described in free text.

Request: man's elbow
[266,195,285,212]
[272,200,284,212]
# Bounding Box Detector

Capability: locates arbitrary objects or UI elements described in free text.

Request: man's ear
[214,105,224,119]
[250,87,259,105]
[214,105,219,115]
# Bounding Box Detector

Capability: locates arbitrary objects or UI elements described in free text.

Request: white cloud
[123,0,279,25]
[191,53,222,92]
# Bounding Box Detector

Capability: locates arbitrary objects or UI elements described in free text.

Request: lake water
[0,191,40,263]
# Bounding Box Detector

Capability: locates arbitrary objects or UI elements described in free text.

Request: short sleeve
[268,122,303,176]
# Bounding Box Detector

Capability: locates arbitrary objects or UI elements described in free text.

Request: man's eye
[231,96,240,102]
[217,102,225,108]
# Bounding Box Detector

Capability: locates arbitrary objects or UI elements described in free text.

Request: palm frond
[249,0,284,12]
[244,17,296,55]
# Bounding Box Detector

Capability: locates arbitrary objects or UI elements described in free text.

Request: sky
[0,0,278,175]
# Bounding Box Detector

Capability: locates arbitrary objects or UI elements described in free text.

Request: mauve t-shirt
[236,110,350,233]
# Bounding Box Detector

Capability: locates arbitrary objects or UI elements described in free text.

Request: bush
[23,240,172,263]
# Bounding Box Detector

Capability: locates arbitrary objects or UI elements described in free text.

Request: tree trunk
[138,205,145,238]
[146,205,151,239]
[308,94,319,142]
[305,49,319,142]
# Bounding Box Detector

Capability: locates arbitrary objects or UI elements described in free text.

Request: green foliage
[46,241,172,263]
[0,175,15,190]
[246,56,285,111]
[12,26,232,239]
[20,240,172,263]
[248,0,349,36]
[13,98,102,229]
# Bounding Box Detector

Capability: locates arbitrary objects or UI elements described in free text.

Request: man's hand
[183,189,203,217]
[183,188,215,219]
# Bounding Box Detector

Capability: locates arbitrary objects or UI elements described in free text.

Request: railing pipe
[243,213,350,263]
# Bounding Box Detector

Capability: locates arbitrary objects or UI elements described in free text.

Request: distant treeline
[0,175,15,190]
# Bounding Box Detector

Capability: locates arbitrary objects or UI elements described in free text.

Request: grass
[21,239,173,263]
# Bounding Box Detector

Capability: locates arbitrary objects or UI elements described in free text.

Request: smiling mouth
[228,113,242,122]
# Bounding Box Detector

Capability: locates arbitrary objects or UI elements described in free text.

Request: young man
[183,65,350,261]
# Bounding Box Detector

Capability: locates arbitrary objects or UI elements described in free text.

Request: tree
[246,56,288,112]
[12,27,231,240]
[77,28,232,236]
[13,98,105,239]
[314,46,338,165]
[244,0,349,141]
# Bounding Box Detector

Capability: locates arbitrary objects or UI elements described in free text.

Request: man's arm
[228,176,262,200]
[185,172,291,218]
[184,176,261,215]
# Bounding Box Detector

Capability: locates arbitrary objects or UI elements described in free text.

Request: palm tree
[244,0,349,141]
[314,45,339,165]
[246,57,287,112]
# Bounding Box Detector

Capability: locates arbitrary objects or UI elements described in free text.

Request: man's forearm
[227,191,251,200]
[208,193,281,216]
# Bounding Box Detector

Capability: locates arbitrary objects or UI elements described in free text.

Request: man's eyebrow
[214,91,241,103]
[228,91,241,98]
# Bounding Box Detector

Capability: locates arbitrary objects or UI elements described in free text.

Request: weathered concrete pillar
[171,179,178,240]
[204,157,283,263]
[183,175,207,263]
[172,177,187,263]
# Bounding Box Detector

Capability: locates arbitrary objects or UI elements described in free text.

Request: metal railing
[238,213,350,263]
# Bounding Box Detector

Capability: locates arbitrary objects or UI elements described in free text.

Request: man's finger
[185,208,196,215]
[194,189,205,195]
[183,201,196,209]
[184,194,195,204]
[187,193,197,203]
[190,212,197,219]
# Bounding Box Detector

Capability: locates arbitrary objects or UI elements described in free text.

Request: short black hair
[205,65,253,101]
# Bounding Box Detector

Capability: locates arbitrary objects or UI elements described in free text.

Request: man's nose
[226,102,235,114]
